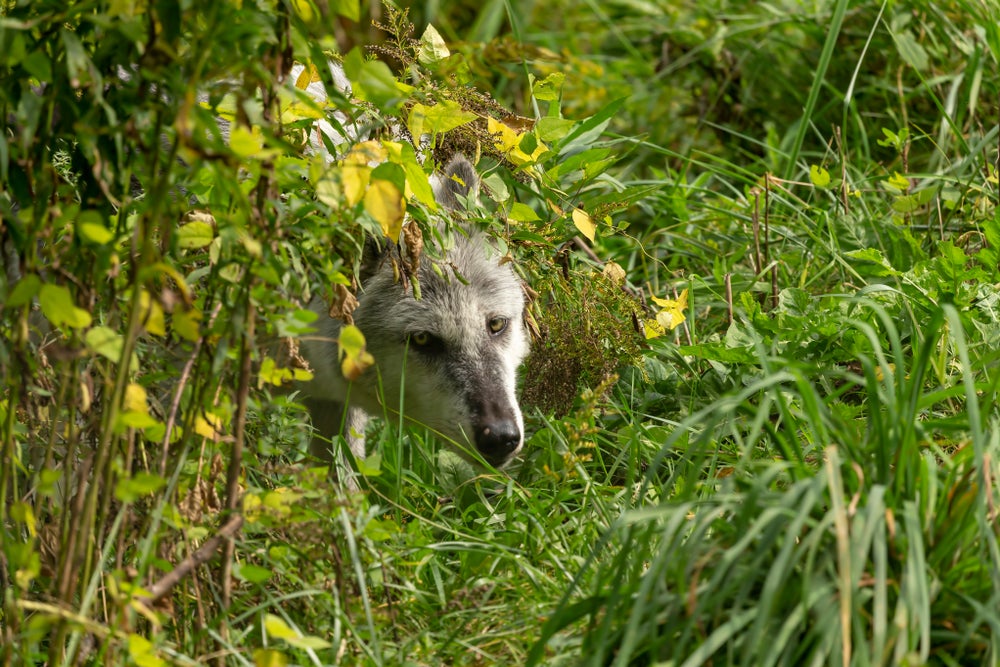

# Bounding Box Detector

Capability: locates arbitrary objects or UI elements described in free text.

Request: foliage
[3,0,1000,665]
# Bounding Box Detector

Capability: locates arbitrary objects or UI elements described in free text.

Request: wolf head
[303,156,529,469]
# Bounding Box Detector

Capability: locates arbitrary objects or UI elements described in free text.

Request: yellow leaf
[288,0,316,23]
[338,325,375,381]
[487,116,547,166]
[341,142,385,208]
[9,502,37,538]
[128,634,166,667]
[365,178,405,241]
[139,291,166,337]
[315,173,343,208]
[644,318,665,340]
[342,163,370,207]
[194,413,224,440]
[172,307,201,342]
[229,125,264,158]
[253,648,289,667]
[344,140,387,166]
[647,289,688,338]
[572,208,596,243]
[123,383,149,415]
[809,164,831,188]
[886,172,910,192]
[264,614,298,640]
[295,62,320,89]
[342,349,375,382]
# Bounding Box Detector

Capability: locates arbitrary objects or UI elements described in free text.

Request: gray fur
[299,156,529,480]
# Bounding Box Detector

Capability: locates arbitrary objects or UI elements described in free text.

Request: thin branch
[160,302,224,477]
[139,513,245,604]
[221,305,255,614]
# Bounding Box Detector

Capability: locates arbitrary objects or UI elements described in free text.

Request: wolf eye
[487,317,508,335]
[409,331,444,354]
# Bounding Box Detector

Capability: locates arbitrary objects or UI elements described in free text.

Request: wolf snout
[474,419,522,466]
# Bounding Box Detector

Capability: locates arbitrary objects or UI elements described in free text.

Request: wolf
[298,155,530,480]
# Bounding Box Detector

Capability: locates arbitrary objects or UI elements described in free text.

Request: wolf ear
[433,155,478,211]
[357,233,390,284]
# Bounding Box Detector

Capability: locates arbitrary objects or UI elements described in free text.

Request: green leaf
[115,473,167,503]
[115,410,160,432]
[78,221,114,245]
[364,517,400,542]
[343,48,409,112]
[400,152,436,208]
[482,173,509,203]
[176,221,215,249]
[845,248,902,277]
[39,284,92,329]
[357,452,382,476]
[22,49,52,83]
[264,614,332,650]
[809,164,831,188]
[418,24,450,65]
[61,28,94,86]
[559,97,626,155]
[229,125,264,159]
[891,186,937,213]
[895,31,928,71]
[0,31,26,68]
[407,100,476,142]
[533,72,565,101]
[508,202,540,223]
[7,274,41,308]
[85,326,124,361]
[235,563,272,584]
[331,0,359,21]
[537,116,576,142]
[172,307,202,342]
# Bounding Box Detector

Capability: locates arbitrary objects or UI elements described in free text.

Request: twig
[221,305,255,618]
[569,235,648,305]
[160,302,224,477]
[571,235,602,264]
[139,513,245,603]
[751,190,762,278]
[765,176,778,310]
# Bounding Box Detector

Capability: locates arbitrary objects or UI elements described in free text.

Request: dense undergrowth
[3,0,1000,665]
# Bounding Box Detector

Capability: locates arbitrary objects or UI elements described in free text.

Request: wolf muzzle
[472,399,523,467]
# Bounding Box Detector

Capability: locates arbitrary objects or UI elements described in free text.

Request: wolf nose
[476,420,522,466]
